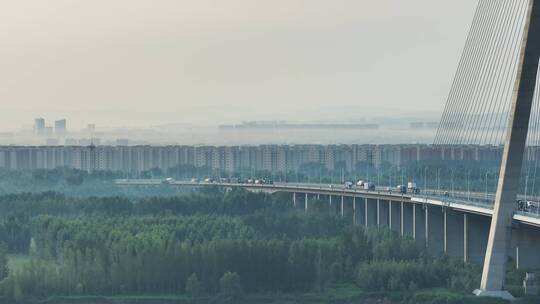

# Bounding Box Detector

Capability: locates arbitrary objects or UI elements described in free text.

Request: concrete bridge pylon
[475,0,540,299]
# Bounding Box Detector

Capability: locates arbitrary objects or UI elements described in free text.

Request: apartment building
[0,144,505,173]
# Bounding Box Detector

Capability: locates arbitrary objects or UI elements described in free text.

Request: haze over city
[4,0,540,303]
[1,0,475,133]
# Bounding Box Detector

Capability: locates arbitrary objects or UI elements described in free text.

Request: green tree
[185,273,201,298]
[219,272,244,302]
[0,243,8,280]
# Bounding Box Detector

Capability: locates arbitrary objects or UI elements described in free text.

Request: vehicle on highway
[396,185,407,194]
[517,200,539,212]
[356,180,365,187]
[407,182,421,194]
[204,178,214,183]
[190,178,200,183]
[162,177,175,184]
[344,181,354,189]
[527,201,539,211]
[364,182,375,191]
[518,200,527,211]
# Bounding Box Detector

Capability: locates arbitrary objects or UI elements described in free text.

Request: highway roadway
[114,179,540,227]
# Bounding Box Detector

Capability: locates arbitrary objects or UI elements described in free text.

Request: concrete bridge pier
[293,192,296,208]
[402,202,414,237]
[378,200,389,227]
[353,197,357,225]
[413,204,427,248]
[468,214,490,265]
[342,196,354,224]
[444,209,466,260]
[364,198,368,228]
[305,193,308,213]
[366,198,377,228]
[341,196,344,217]
[356,197,366,227]
[389,201,401,233]
[427,206,445,256]
[328,195,336,215]
[464,214,468,263]
[376,200,380,226]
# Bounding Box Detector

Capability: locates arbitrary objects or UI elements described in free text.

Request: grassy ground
[36,285,514,304]
[405,289,509,304]
[248,284,367,303]
[38,285,366,304]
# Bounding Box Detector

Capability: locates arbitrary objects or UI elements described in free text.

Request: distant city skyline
[9,106,442,131]
[0,114,442,147]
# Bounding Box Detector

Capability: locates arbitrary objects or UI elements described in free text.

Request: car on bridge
[162,177,175,184]
[364,182,375,191]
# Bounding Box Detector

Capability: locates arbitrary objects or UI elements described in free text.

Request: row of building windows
[0,144,505,173]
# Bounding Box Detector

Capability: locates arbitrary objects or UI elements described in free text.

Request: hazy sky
[1,0,477,130]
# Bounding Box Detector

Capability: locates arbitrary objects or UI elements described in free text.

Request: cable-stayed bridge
[434,0,540,299]
[117,0,540,300]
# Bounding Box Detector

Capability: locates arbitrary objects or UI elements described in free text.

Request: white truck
[364,182,375,191]
[407,182,420,194]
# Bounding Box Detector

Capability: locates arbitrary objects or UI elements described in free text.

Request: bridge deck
[115,179,540,228]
